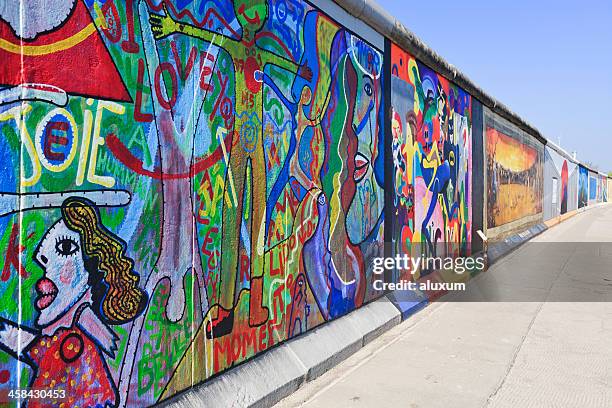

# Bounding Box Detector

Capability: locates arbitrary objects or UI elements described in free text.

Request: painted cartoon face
[391,110,402,144]
[33,219,89,327]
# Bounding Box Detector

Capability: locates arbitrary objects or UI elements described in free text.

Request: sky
[376,0,612,173]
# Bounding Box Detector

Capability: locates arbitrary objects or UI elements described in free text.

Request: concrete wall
[543,145,578,220]
[579,165,589,208]
[389,42,472,279]
[0,1,387,406]
[471,100,485,253]
[599,174,607,202]
[0,1,608,407]
[483,108,544,239]
[589,171,599,205]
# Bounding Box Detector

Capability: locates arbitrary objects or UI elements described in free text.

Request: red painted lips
[353,152,370,182]
[35,277,58,310]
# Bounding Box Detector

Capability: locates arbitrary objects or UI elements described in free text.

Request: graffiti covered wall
[0,0,609,407]
[0,0,386,406]
[389,43,472,278]
[484,109,543,234]
[599,174,607,202]
[543,146,578,220]
[588,171,598,204]
[578,165,589,208]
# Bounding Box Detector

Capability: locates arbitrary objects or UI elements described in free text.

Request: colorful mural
[0,1,609,407]
[543,146,578,220]
[578,166,589,208]
[0,0,385,406]
[599,174,607,203]
[485,122,543,229]
[389,44,472,277]
[589,173,598,203]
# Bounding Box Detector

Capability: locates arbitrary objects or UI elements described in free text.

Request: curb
[487,223,548,264]
[386,289,429,320]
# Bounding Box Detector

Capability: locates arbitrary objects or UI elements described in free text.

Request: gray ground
[275,205,612,408]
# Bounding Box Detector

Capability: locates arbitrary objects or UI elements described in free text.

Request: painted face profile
[345,33,384,244]
[33,219,89,327]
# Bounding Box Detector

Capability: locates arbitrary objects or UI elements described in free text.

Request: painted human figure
[299,31,384,318]
[253,27,384,320]
[0,197,147,408]
[150,0,312,337]
[261,72,325,215]
[327,32,384,306]
[416,84,452,255]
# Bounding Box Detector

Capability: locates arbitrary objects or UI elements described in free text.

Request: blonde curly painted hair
[61,197,147,324]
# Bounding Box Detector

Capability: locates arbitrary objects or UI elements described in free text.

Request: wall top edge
[585,166,601,174]
[332,0,552,144]
[546,140,578,164]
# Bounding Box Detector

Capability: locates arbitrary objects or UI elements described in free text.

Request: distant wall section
[484,108,544,239]
[543,145,578,220]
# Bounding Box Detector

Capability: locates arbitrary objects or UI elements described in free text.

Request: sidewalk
[275,205,612,408]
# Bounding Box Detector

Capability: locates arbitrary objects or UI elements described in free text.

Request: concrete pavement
[274,205,612,408]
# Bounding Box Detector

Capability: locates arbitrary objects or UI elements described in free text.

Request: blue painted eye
[364,82,372,96]
[55,237,79,257]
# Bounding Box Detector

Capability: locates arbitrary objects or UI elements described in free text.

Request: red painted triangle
[0,0,131,102]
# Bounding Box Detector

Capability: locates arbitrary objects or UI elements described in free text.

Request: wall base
[161,299,401,408]
[487,223,548,264]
